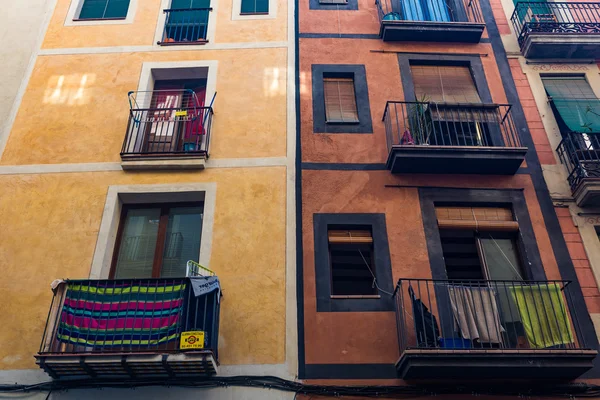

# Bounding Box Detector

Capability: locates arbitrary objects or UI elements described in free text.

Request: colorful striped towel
[57,280,187,348]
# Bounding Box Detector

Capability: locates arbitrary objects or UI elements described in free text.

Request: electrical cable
[2,377,600,398]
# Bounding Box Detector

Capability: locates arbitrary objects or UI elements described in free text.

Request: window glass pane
[79,0,109,19]
[113,208,161,279]
[479,235,524,339]
[160,206,203,277]
[256,0,269,12]
[104,0,131,18]
[479,235,523,281]
[241,0,256,13]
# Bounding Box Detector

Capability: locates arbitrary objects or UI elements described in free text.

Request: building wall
[0,0,53,157]
[0,0,296,397]
[298,0,600,385]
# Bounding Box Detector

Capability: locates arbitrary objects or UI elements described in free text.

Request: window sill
[239,12,270,15]
[330,295,381,299]
[158,40,209,46]
[73,17,127,21]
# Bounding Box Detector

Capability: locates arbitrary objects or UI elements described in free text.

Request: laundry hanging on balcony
[448,285,505,344]
[509,283,574,349]
[56,280,187,347]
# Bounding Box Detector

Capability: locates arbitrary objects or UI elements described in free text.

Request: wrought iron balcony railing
[383,101,521,150]
[395,278,587,352]
[511,2,600,47]
[159,8,212,45]
[557,131,600,192]
[394,279,597,379]
[37,276,221,378]
[121,106,213,159]
[376,0,483,24]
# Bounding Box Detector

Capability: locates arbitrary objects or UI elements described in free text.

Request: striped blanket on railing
[57,280,187,348]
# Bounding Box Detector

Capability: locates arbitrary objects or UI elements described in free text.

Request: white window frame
[153,0,218,45]
[89,183,217,279]
[231,0,277,20]
[64,0,138,26]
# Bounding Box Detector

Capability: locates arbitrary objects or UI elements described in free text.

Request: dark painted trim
[304,363,397,379]
[314,213,395,312]
[312,64,374,134]
[418,187,546,281]
[302,162,387,170]
[295,0,306,379]
[478,0,600,377]
[309,0,358,10]
[480,37,491,43]
[299,33,380,39]
[397,53,492,103]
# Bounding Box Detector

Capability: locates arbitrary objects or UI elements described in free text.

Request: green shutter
[79,0,130,19]
[543,77,600,133]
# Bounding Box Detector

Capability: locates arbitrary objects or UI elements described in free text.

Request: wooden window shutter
[328,229,373,244]
[324,78,359,123]
[411,65,481,104]
[435,206,519,231]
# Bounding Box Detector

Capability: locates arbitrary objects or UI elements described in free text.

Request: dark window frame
[76,0,131,20]
[240,0,269,15]
[419,188,546,282]
[309,0,357,10]
[312,64,373,134]
[397,53,493,103]
[109,201,204,279]
[314,214,394,312]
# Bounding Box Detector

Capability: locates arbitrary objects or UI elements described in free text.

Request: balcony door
[410,65,504,147]
[110,203,204,278]
[144,79,206,153]
[166,0,211,42]
[436,206,526,348]
[395,0,453,21]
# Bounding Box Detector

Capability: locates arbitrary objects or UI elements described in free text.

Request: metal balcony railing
[38,277,220,357]
[557,131,600,192]
[375,0,483,24]
[394,279,589,353]
[511,2,600,47]
[121,106,213,159]
[159,8,212,44]
[383,101,521,151]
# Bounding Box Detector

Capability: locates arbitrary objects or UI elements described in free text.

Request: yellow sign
[175,110,188,117]
[180,331,205,350]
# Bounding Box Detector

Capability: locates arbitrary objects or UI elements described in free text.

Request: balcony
[375,0,485,42]
[394,279,597,380]
[120,105,213,170]
[36,276,221,379]
[158,8,212,45]
[383,101,527,174]
[511,2,600,59]
[557,132,600,207]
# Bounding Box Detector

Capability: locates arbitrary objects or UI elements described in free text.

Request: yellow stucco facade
[0,0,294,379]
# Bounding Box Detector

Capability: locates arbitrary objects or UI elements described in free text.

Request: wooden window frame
[109,201,203,279]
